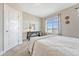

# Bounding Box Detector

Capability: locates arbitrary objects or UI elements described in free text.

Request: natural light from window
[47,16,59,34]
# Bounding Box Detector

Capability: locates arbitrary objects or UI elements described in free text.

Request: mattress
[28,35,79,56]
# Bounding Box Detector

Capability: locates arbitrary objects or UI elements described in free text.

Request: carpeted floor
[3,41,30,56]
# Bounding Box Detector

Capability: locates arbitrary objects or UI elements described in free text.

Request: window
[47,16,59,34]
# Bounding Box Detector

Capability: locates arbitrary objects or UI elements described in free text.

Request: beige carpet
[3,41,30,56]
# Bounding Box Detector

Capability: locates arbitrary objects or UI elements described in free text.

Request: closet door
[8,5,19,49]
[4,4,19,51]
[4,4,9,51]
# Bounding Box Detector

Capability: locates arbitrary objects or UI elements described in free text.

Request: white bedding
[28,35,56,55]
[28,35,79,56]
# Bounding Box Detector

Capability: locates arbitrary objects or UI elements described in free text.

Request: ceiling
[8,3,77,17]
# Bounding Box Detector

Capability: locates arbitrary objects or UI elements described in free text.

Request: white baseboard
[0,50,7,56]
[0,51,4,56]
[0,41,23,56]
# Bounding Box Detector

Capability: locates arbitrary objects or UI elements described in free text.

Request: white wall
[23,12,41,31]
[0,3,3,54]
[22,12,41,40]
[60,4,79,37]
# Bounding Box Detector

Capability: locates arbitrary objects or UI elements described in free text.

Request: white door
[8,5,19,49]
[4,4,19,51]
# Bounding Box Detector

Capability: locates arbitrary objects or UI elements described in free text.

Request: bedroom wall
[22,12,41,40]
[60,4,79,37]
[0,3,4,54]
[45,4,79,37]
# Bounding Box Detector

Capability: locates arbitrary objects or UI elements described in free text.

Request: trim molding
[0,51,4,56]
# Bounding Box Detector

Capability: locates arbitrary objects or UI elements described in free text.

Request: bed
[28,35,79,56]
